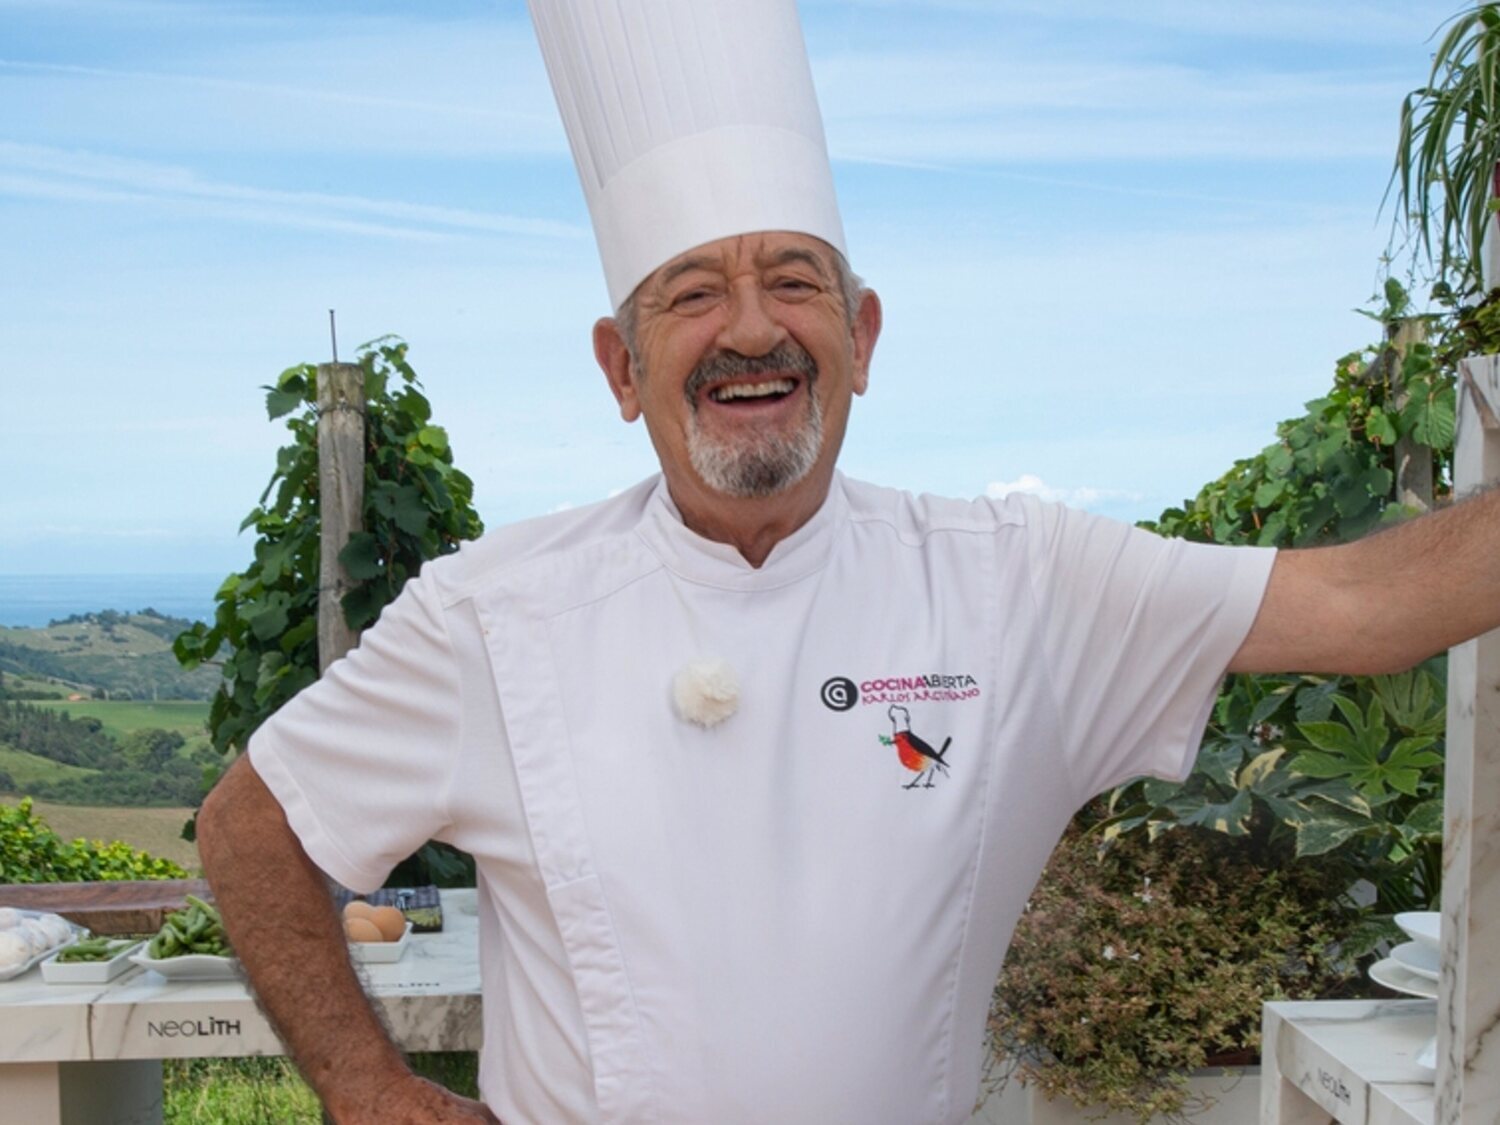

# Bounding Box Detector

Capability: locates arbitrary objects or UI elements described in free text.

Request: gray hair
[614,250,866,366]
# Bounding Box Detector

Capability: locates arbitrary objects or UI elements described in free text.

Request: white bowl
[1392,940,1440,982]
[129,951,240,981]
[350,922,412,963]
[1395,911,1442,953]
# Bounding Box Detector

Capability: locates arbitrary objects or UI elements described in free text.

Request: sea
[0,574,222,628]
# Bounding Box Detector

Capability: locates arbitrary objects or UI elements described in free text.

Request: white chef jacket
[249,473,1275,1125]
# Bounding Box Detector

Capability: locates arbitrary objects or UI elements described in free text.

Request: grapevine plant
[174,338,482,880]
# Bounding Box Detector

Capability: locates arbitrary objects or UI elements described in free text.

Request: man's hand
[330,1073,500,1123]
[197,756,495,1122]
[1231,486,1500,675]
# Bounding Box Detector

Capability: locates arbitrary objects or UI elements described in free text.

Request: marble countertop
[0,888,482,1063]
[1264,999,1436,1125]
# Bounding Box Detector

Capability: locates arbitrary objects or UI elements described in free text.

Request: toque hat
[528,0,846,309]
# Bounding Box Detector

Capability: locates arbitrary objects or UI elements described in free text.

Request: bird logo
[879,704,953,789]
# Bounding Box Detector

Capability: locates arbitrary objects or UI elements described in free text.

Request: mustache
[683,341,818,403]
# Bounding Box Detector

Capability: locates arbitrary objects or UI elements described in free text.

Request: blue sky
[0,0,1463,575]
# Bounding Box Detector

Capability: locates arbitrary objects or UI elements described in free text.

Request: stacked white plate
[1370,912,1442,1000]
[1368,912,1442,1080]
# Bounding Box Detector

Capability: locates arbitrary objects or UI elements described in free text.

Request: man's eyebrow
[762,248,830,277]
[655,254,719,289]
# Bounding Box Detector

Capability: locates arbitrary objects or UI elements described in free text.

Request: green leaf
[339,532,384,581]
[1140,776,1182,805]
[1296,780,1372,817]
[1289,750,1355,779]
[247,595,291,642]
[1295,811,1373,858]
[390,485,431,536]
[266,387,305,420]
[1194,743,1241,791]
[279,615,317,655]
[1247,684,1293,728]
[340,583,384,631]
[416,425,449,453]
[1253,478,1287,507]
[1171,788,1253,836]
[1237,747,1287,789]
[1296,721,1361,757]
[1401,798,1445,838]
[1364,407,1396,448]
[1294,679,1340,723]
[1261,794,1317,828]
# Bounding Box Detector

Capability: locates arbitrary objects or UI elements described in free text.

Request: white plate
[350,922,412,963]
[129,952,240,981]
[0,912,79,981]
[1395,911,1441,952]
[1370,956,1438,1000]
[42,939,143,984]
[1392,940,1440,982]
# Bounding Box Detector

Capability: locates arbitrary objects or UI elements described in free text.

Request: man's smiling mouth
[708,378,797,403]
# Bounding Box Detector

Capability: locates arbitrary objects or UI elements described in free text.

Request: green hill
[0,610,218,701]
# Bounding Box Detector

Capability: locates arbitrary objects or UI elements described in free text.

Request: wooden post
[1388,318,1433,512]
[316,362,365,673]
[1435,355,1500,1125]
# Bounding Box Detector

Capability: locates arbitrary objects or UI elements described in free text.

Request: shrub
[0,797,187,883]
[990,817,1362,1121]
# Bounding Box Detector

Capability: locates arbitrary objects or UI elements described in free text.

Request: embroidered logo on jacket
[819,677,858,711]
[878,705,953,789]
[819,672,982,710]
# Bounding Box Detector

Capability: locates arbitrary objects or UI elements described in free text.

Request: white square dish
[42,940,143,984]
[350,922,412,963]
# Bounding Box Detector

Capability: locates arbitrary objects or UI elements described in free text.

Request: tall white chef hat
[528,0,847,309]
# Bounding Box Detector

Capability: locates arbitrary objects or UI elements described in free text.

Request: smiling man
[595,232,880,565]
[194,2,1500,1123]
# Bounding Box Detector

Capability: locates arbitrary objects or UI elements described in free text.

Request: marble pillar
[1436,355,1500,1124]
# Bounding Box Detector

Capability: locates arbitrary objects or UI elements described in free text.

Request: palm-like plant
[1390,4,1500,297]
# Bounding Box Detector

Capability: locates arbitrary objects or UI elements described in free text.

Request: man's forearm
[1233,486,1500,674]
[197,756,477,1122]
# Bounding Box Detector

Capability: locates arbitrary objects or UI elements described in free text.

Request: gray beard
[681,343,822,499]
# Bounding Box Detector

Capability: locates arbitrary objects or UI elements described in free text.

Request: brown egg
[369,906,407,943]
[345,917,382,943]
[343,900,376,921]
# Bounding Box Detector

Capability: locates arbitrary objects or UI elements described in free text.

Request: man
[196,2,1500,1123]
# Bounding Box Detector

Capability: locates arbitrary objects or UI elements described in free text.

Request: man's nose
[716,281,785,357]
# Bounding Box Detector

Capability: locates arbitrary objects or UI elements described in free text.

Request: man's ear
[593,317,641,422]
[850,288,882,397]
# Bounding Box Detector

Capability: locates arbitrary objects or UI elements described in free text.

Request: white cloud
[0,143,587,241]
[807,0,1447,49]
[819,55,1407,164]
[985,474,1141,510]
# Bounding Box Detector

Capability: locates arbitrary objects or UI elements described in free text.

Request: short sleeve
[248,568,461,893]
[1018,497,1275,799]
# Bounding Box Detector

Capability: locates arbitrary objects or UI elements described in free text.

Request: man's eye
[672,288,716,309]
[773,278,817,296]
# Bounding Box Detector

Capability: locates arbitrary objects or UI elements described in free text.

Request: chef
[196,1,1500,1123]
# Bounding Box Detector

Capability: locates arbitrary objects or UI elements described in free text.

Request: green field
[0,795,200,871]
[0,745,99,787]
[31,699,209,743]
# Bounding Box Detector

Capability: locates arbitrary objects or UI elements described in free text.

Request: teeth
[710,379,795,402]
